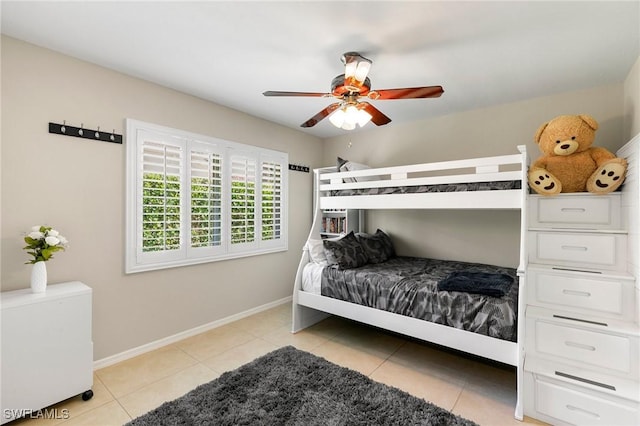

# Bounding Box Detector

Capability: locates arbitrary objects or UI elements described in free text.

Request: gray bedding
[321,256,518,342]
[331,180,521,196]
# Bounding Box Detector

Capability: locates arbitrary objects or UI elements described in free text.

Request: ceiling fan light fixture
[329,107,346,128]
[356,108,372,127]
[343,52,372,86]
[329,103,372,130]
[344,105,360,128]
[341,120,357,131]
[354,61,372,83]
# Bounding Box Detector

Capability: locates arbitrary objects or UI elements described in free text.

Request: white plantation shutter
[136,132,185,265]
[126,120,287,273]
[230,154,257,248]
[189,144,224,256]
[260,158,283,245]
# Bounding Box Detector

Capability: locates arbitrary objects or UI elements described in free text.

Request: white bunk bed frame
[292,145,528,420]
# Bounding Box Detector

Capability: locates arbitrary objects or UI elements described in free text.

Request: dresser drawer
[529,193,621,230]
[529,231,627,271]
[527,265,636,320]
[534,321,631,372]
[524,372,640,426]
[526,311,639,375]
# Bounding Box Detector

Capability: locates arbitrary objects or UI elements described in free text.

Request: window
[126,120,288,273]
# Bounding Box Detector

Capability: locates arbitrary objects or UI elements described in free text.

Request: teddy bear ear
[578,114,599,131]
[534,122,549,143]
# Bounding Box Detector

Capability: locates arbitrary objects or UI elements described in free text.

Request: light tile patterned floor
[9,303,547,425]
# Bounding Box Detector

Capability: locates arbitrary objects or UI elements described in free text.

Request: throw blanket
[438,271,513,297]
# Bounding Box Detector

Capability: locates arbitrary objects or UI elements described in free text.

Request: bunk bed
[292,145,528,420]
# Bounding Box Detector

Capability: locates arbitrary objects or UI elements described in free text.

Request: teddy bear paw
[528,170,562,195]
[587,162,626,194]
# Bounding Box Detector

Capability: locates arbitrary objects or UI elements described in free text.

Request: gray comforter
[321,256,518,342]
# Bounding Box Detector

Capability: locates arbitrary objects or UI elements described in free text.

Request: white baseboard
[93,296,292,370]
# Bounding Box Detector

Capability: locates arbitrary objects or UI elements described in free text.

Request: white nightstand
[1,281,94,424]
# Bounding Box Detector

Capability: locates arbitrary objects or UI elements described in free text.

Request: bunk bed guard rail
[318,145,528,210]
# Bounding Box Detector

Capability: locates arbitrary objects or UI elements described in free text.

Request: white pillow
[307,239,327,263]
[337,157,378,182]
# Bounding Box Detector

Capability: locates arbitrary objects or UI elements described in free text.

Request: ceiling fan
[263,52,444,130]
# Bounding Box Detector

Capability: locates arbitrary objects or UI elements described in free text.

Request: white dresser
[1,281,94,424]
[524,193,640,425]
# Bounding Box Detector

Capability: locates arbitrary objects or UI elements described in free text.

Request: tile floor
[9,303,546,425]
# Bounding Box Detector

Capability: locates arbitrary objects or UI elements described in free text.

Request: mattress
[315,256,518,342]
[331,180,521,197]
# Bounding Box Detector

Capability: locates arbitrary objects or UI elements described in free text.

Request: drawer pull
[566,405,600,419]
[560,208,586,213]
[555,371,616,391]
[565,341,596,351]
[553,314,608,327]
[561,245,588,251]
[562,289,591,297]
[552,267,602,274]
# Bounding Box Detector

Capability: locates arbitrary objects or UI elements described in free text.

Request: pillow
[337,157,377,183]
[375,229,396,259]
[356,229,396,263]
[307,239,327,263]
[323,231,368,270]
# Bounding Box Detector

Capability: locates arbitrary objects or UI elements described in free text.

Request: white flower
[24,225,68,264]
[28,231,44,240]
[45,236,61,246]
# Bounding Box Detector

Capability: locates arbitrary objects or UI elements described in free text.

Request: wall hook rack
[49,122,122,144]
[288,163,309,173]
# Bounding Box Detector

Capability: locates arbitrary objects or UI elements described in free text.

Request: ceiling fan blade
[360,102,392,126]
[301,103,342,128]
[263,91,329,97]
[370,86,444,100]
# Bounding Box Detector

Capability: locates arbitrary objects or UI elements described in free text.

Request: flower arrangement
[23,225,68,264]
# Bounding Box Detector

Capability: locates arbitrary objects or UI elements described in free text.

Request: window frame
[125,119,288,273]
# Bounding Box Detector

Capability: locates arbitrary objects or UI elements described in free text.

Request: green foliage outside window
[261,183,276,240]
[231,180,255,244]
[191,176,222,248]
[142,173,180,252]
[142,174,279,251]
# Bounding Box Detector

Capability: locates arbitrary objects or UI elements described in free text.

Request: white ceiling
[2,1,639,139]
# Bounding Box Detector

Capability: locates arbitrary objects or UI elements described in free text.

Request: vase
[30,261,47,293]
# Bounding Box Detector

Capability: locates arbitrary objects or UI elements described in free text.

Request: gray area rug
[126,345,478,425]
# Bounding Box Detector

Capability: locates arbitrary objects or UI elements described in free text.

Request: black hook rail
[49,122,122,144]
[289,163,309,173]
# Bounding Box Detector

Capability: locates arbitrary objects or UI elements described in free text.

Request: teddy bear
[527,114,627,196]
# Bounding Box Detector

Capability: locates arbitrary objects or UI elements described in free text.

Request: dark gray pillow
[357,229,396,263]
[337,156,349,171]
[337,157,355,183]
[323,231,368,269]
[376,229,396,258]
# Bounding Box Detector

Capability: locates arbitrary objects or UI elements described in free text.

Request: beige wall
[0,36,323,360]
[624,55,640,140]
[323,84,627,268]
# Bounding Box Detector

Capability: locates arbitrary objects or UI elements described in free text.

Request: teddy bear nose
[560,144,571,150]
